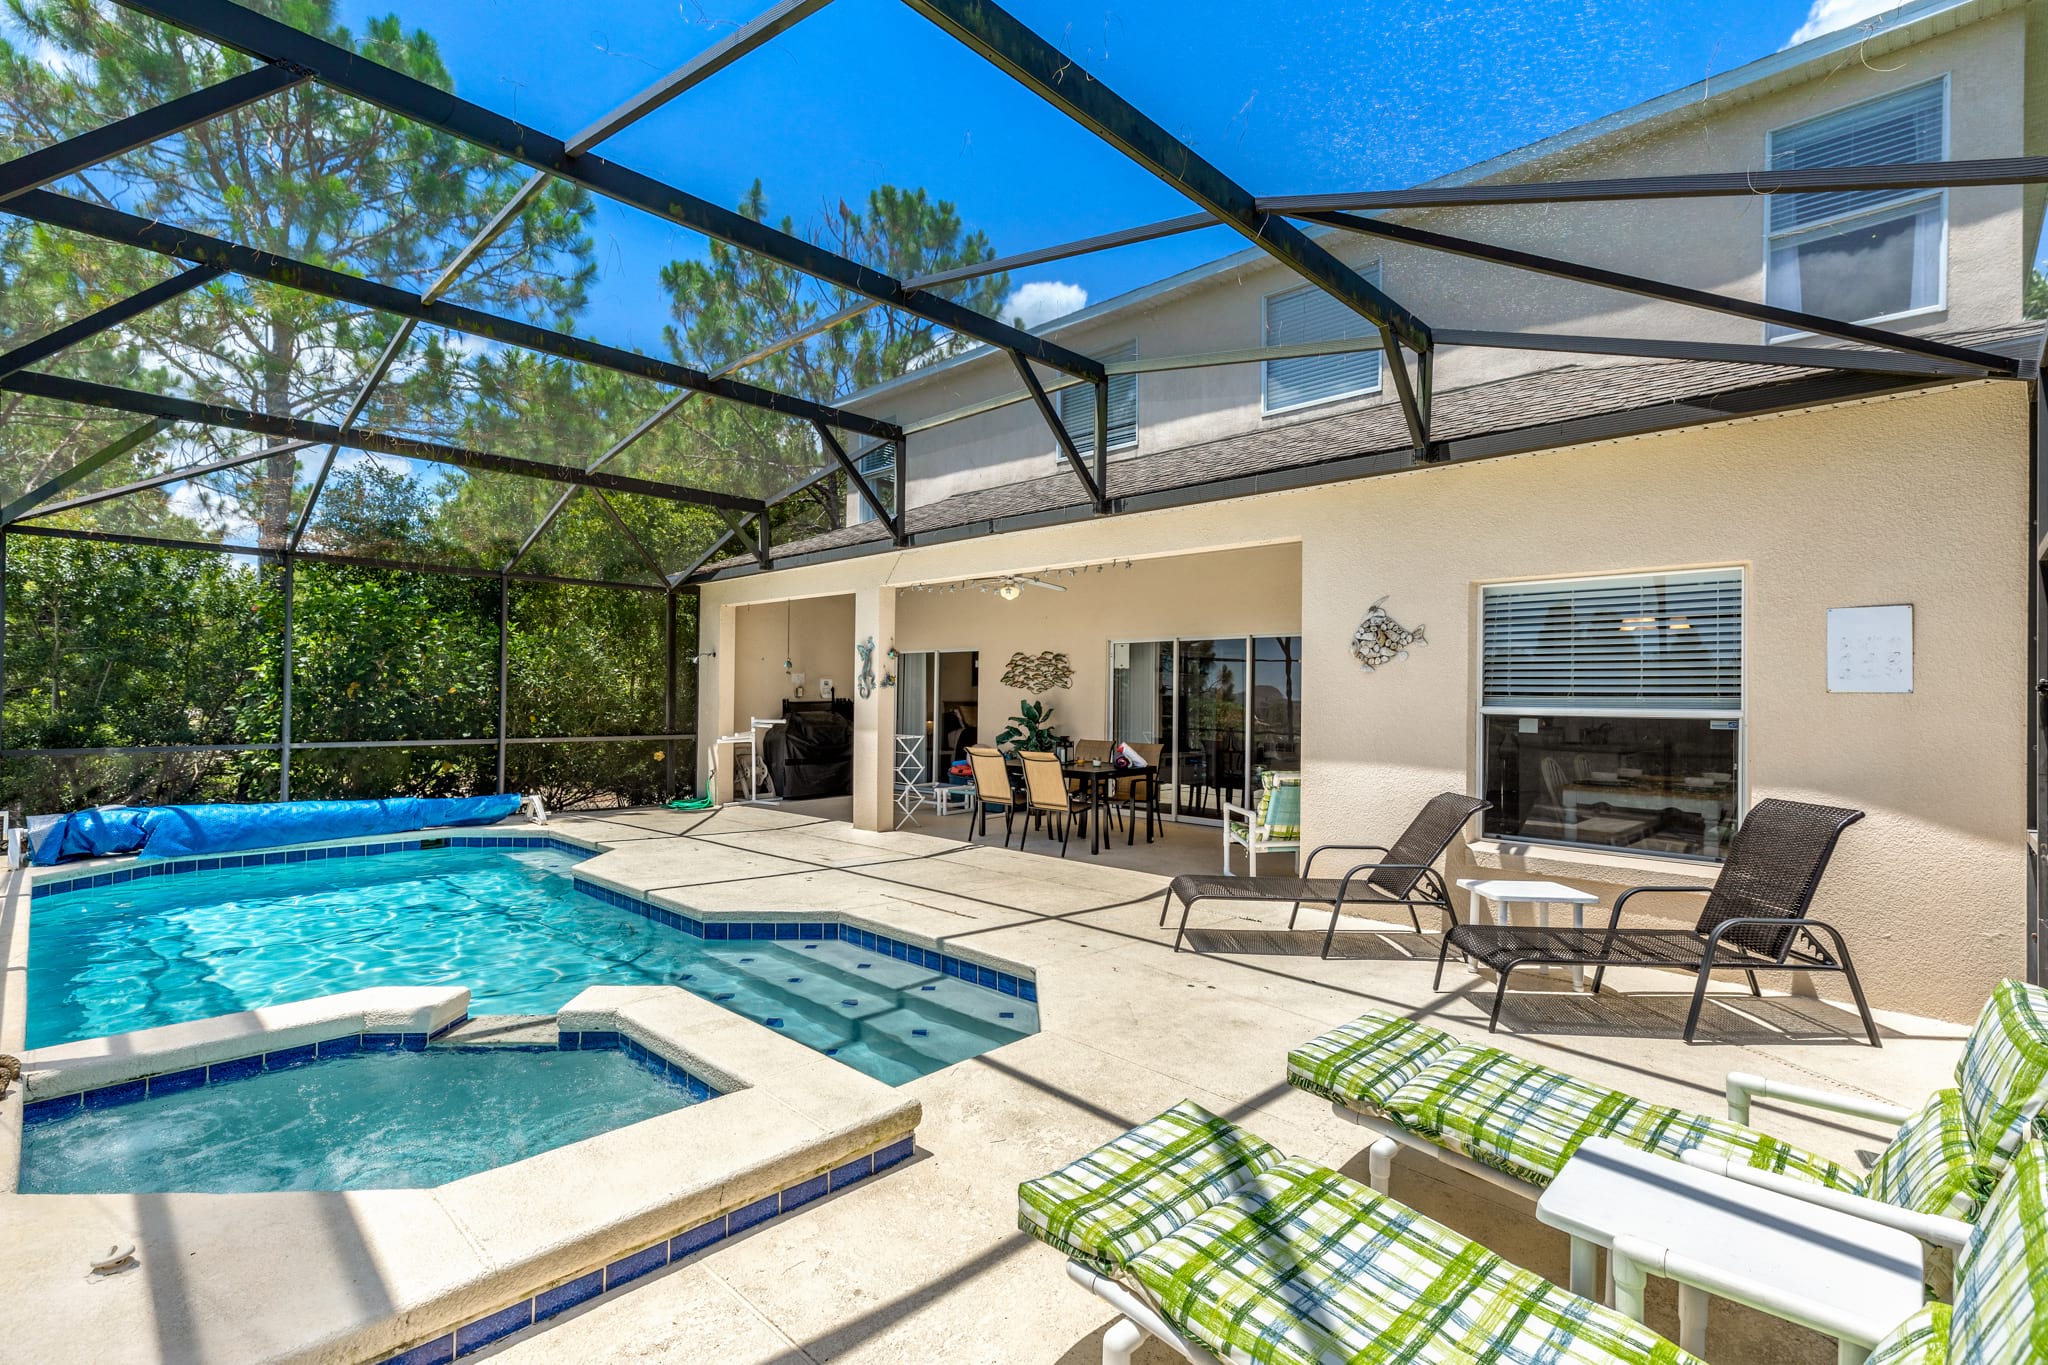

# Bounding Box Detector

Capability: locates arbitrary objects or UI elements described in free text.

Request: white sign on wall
[1826,604,1913,694]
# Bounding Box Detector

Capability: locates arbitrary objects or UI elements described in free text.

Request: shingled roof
[696,324,2044,580]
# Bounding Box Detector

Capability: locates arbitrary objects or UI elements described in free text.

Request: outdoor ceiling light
[997,582,1021,601]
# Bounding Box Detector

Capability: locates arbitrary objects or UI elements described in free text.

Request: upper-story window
[1765,79,1947,338]
[850,441,897,525]
[1059,342,1138,459]
[1263,273,1383,415]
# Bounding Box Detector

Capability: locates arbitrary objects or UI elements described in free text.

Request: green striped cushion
[1127,1159,1699,1365]
[1257,773,1302,843]
[1383,1046,1860,1193]
[1865,1089,1991,1220]
[1016,1100,1283,1273]
[1953,979,2048,1174]
[1867,1305,1950,1365]
[1951,1140,2048,1364]
[1285,1011,1462,1110]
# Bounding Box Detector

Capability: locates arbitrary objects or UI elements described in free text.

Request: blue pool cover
[27,794,524,865]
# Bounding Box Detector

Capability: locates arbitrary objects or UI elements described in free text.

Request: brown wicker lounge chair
[1161,792,1490,956]
[1436,797,1877,1044]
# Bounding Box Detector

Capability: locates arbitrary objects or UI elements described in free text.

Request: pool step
[430,1015,560,1047]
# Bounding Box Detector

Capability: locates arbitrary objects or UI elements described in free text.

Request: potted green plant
[994,698,1063,753]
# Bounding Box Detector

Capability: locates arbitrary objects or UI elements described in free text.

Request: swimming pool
[20,1043,710,1193]
[27,844,1036,1084]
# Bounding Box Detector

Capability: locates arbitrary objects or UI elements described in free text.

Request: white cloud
[1787,0,1904,47]
[1002,280,1089,330]
[165,480,258,547]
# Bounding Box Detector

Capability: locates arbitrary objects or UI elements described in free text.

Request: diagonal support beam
[674,523,746,586]
[3,370,769,512]
[718,508,771,568]
[289,319,416,551]
[1300,208,2018,377]
[1011,352,1105,512]
[1,417,171,522]
[0,263,223,380]
[15,437,317,522]
[0,63,307,203]
[115,0,1104,385]
[590,490,672,583]
[8,190,903,441]
[900,0,1429,454]
[812,422,902,544]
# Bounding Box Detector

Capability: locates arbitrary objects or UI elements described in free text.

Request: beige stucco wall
[703,379,2032,1023]
[851,7,2033,520]
[731,594,855,724]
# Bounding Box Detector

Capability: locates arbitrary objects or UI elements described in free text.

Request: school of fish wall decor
[1000,650,1074,693]
[1351,597,1427,672]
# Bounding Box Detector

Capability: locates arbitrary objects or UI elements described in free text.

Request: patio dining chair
[965,745,1022,847]
[1160,791,1489,955]
[1106,741,1162,837]
[1435,797,1877,1044]
[1017,750,1081,857]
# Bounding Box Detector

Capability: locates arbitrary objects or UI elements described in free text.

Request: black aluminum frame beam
[589,489,672,583]
[115,0,1105,386]
[718,508,771,568]
[17,437,319,522]
[2,369,769,511]
[7,190,902,442]
[0,63,307,203]
[1300,208,2019,377]
[1264,155,2048,214]
[0,418,171,522]
[0,263,224,381]
[812,422,902,543]
[1011,352,1105,512]
[899,0,1429,454]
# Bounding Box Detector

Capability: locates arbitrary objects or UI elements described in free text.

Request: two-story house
[691,0,2047,1023]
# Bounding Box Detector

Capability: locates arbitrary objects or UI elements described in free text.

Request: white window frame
[1261,270,1384,417]
[850,439,897,526]
[1762,76,1950,343]
[1474,567,1749,864]
[1058,341,1138,463]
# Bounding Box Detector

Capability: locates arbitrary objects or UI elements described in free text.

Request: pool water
[19,1047,704,1193]
[27,847,1035,1084]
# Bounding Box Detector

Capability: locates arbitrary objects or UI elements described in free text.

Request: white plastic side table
[1536,1138,1921,1364]
[1455,877,1602,990]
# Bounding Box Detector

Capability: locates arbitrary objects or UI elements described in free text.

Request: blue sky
[335,0,1967,350]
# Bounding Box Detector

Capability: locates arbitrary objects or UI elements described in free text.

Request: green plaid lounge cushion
[1127,1158,1699,1365]
[1867,1304,1950,1365]
[1864,1089,1991,1221]
[1286,1012,1463,1110]
[1017,1100,1284,1274]
[1383,1046,1859,1193]
[1950,1139,2048,1364]
[1953,979,2048,1174]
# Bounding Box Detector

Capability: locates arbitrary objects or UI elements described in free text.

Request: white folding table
[1536,1137,1922,1365]
[1455,877,1602,990]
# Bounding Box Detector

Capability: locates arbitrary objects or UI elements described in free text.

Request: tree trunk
[259,320,298,549]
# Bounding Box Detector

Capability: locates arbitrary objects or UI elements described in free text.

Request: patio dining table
[1005,755,1160,856]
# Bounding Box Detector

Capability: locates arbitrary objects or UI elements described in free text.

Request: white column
[852,585,898,831]
[698,601,739,800]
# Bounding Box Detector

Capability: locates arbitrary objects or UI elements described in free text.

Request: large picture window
[1480,569,1743,860]
[1765,80,1946,337]
[1263,276,1382,414]
[1059,342,1138,458]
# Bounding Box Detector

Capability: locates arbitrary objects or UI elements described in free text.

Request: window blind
[1264,279,1382,413]
[1482,570,1742,711]
[1769,81,1944,234]
[1060,343,1138,457]
[852,442,897,524]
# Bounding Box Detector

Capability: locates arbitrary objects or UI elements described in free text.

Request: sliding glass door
[894,651,979,786]
[1110,636,1302,824]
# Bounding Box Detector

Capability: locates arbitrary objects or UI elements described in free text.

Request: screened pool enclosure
[0,0,2036,818]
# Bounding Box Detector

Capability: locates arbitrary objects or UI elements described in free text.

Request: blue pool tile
[781,1174,828,1211]
[209,1054,264,1084]
[23,1094,80,1124]
[360,1033,406,1052]
[263,852,286,865]
[976,966,998,989]
[265,1043,318,1071]
[999,1011,1015,1021]
[1020,981,1039,1003]
[855,963,871,971]
[285,850,306,864]
[150,1065,209,1097]
[317,1034,362,1057]
[111,868,132,885]
[670,1216,727,1260]
[841,999,859,1008]
[920,985,936,992]
[587,1030,622,1051]
[685,1078,714,1103]
[603,1241,668,1290]
[874,1136,915,1170]
[347,845,366,857]
[704,922,728,940]
[557,1031,582,1051]
[798,922,822,939]
[728,1193,780,1235]
[399,1033,429,1051]
[997,975,1019,997]
[822,922,841,940]
[765,1018,784,1029]
[911,1029,928,1038]
[534,1270,603,1322]
[774,922,798,941]
[454,1300,532,1355]
[829,1154,873,1191]
[90,873,111,888]
[306,847,328,861]
[383,1333,455,1365]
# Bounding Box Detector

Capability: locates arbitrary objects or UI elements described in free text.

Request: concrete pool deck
[0,803,1977,1363]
